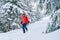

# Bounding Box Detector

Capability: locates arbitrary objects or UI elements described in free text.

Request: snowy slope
[0,16,60,40]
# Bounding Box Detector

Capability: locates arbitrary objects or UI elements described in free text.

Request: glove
[21,21,22,24]
[28,21,29,23]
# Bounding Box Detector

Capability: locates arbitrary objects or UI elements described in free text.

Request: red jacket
[21,15,29,24]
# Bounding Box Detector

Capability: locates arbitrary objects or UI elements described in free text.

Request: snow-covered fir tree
[46,0,60,33]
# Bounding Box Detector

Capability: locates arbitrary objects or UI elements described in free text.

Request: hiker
[21,11,29,33]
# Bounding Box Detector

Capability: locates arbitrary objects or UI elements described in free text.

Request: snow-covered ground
[0,16,60,40]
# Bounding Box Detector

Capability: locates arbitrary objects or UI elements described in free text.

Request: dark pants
[22,24,28,33]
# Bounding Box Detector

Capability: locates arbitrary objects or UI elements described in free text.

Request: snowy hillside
[0,16,60,40]
[0,0,60,34]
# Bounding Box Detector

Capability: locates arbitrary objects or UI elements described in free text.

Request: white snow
[41,9,47,15]
[0,16,60,40]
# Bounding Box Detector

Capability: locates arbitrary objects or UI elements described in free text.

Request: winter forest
[0,0,60,33]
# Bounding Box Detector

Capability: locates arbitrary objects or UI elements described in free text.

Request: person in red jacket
[21,11,29,33]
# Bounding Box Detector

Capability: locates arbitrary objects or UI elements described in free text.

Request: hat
[22,11,26,15]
